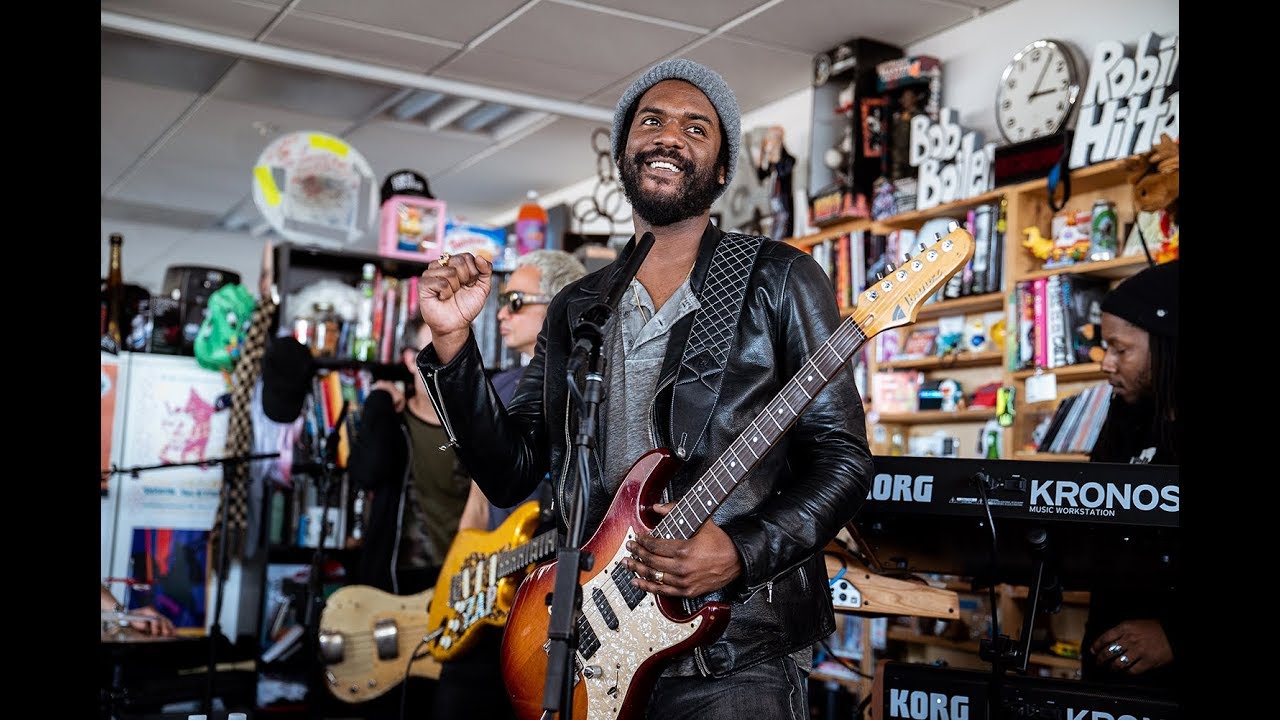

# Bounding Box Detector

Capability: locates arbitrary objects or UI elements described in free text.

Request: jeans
[645,654,809,720]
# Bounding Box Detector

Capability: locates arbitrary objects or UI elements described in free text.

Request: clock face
[996,39,1079,144]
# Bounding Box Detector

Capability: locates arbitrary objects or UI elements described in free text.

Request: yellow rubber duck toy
[1022,227,1054,260]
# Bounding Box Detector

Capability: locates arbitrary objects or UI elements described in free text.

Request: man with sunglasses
[430,248,586,720]
[415,59,872,719]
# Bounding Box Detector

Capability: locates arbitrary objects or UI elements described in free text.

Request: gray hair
[515,249,587,297]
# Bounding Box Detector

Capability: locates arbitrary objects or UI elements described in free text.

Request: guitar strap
[669,231,764,460]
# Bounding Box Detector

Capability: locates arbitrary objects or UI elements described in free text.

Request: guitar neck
[655,316,869,541]
[495,529,558,578]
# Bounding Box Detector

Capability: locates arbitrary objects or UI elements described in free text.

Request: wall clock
[995,39,1080,144]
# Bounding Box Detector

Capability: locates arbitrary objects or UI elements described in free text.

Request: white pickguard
[561,526,704,720]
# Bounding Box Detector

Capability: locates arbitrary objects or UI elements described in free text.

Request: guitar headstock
[853,224,976,337]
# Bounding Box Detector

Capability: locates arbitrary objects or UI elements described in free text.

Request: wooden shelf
[810,668,862,693]
[872,187,1007,233]
[914,292,1005,321]
[1018,254,1150,282]
[1002,586,1091,605]
[1011,363,1106,381]
[887,626,978,653]
[841,292,1004,322]
[1013,451,1090,462]
[789,218,873,249]
[875,408,996,425]
[880,350,1004,372]
[885,627,1081,669]
[787,153,1147,458]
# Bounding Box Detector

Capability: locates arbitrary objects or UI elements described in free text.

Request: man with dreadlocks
[1084,259,1179,689]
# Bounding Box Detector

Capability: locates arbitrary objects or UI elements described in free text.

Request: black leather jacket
[418,223,873,677]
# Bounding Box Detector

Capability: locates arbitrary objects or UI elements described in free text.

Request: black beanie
[1101,260,1179,338]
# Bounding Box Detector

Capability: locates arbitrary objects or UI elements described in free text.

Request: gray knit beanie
[611,59,741,193]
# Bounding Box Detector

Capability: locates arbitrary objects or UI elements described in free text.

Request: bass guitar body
[318,585,441,703]
[500,451,731,720]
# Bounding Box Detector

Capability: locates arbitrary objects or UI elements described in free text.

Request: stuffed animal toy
[1124,133,1179,217]
[1122,133,1179,261]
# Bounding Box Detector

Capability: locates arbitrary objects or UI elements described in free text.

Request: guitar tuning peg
[885,263,894,272]
[918,243,927,252]
[948,221,959,231]
[875,272,883,280]
[935,233,942,241]
[903,254,911,264]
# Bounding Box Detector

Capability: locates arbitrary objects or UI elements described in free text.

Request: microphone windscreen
[261,336,315,423]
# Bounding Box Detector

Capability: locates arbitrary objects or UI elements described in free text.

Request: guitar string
[581,318,871,644]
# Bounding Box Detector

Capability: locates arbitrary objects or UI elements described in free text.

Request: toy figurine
[1022,227,1054,260]
[755,125,795,242]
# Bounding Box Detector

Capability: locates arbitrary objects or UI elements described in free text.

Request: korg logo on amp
[867,473,934,503]
[888,690,969,720]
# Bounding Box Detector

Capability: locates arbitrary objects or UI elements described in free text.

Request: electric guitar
[318,501,557,702]
[425,500,558,661]
[499,226,976,720]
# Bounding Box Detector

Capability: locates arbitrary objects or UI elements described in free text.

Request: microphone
[261,336,316,423]
[566,232,656,375]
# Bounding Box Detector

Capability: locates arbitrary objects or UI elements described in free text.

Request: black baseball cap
[380,169,434,204]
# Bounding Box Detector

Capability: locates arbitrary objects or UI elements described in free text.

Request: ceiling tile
[556,0,763,30]
[102,0,284,39]
[109,95,354,215]
[264,12,460,73]
[343,120,494,186]
[102,77,203,194]
[102,30,239,95]
[213,59,403,120]
[294,0,531,46]
[728,0,966,52]
[437,3,700,102]
[674,36,814,114]
[434,117,606,223]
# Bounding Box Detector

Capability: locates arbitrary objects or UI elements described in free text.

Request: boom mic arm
[566,231,656,375]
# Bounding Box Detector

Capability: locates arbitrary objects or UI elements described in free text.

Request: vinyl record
[252,131,378,245]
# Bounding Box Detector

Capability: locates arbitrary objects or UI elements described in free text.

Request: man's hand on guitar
[623,502,743,598]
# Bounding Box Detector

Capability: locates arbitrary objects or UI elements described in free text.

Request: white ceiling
[101,0,1017,235]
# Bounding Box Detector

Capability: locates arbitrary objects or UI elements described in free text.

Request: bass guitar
[318,584,441,703]
[500,226,975,720]
[318,500,557,702]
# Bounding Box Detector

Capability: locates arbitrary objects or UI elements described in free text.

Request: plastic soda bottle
[515,190,548,255]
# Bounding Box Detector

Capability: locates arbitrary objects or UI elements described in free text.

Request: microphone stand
[542,342,604,720]
[103,451,282,719]
[542,232,655,719]
[301,400,349,714]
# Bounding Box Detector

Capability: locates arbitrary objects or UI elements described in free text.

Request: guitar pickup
[592,587,619,631]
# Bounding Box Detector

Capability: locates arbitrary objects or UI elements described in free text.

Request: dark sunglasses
[499,290,552,313]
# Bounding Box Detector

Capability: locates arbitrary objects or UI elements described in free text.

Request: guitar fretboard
[496,529,558,579]
[653,316,868,542]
